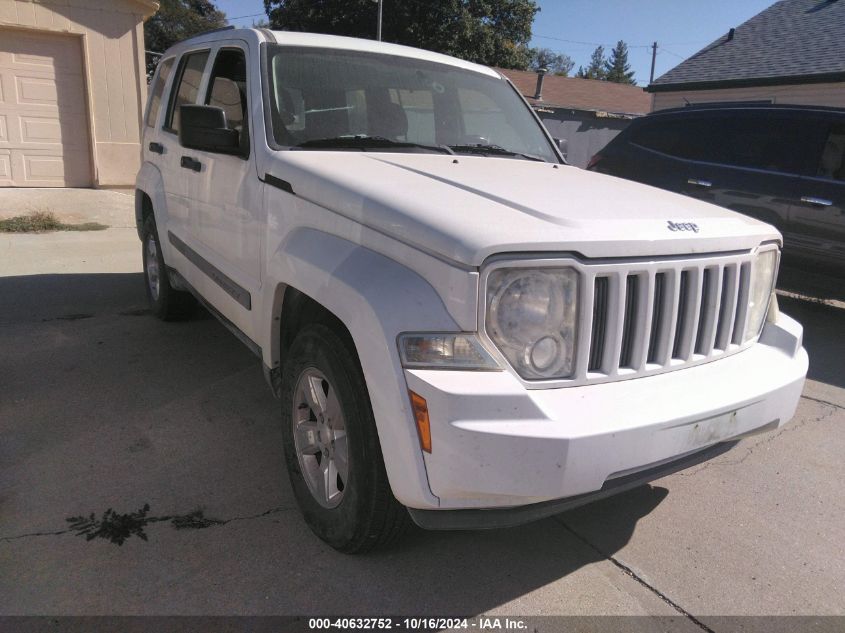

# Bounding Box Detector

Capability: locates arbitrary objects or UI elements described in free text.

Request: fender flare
[135,161,167,240]
[261,227,462,507]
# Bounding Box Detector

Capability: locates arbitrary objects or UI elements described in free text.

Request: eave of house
[529,102,640,119]
[131,0,160,17]
[647,72,845,93]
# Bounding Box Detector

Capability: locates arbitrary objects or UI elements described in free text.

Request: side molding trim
[167,231,252,310]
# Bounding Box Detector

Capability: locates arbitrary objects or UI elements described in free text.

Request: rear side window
[817,124,845,181]
[630,119,694,156]
[165,50,210,133]
[630,119,725,161]
[632,114,814,175]
[719,117,812,174]
[146,57,174,128]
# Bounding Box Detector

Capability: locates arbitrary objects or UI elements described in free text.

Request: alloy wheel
[292,368,349,508]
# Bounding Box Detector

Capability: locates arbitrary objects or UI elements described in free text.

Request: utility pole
[377,0,383,41]
[649,41,658,84]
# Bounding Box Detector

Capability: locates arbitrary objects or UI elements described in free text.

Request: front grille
[588,277,609,372]
[577,252,754,383]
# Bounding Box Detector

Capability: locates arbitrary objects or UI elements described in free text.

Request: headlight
[485,268,579,380]
[399,333,500,370]
[744,248,778,342]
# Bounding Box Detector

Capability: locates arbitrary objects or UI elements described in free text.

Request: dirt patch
[0,210,107,233]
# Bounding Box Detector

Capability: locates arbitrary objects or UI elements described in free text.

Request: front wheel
[280,324,409,553]
[141,216,196,320]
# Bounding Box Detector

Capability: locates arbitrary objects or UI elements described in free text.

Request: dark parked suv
[588,104,845,276]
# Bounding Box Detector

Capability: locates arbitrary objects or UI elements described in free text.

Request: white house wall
[652,82,845,111]
[0,0,155,187]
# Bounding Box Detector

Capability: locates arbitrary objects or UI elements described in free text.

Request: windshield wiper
[295,135,454,155]
[447,143,546,162]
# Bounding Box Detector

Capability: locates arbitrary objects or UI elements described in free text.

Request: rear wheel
[280,324,410,553]
[141,216,196,320]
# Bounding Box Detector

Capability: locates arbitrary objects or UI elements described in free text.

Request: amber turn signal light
[409,390,432,453]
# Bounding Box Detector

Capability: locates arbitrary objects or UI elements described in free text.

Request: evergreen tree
[604,40,636,84]
[575,45,606,80]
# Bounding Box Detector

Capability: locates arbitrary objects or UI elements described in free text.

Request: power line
[226,12,267,22]
[660,40,710,47]
[533,34,652,49]
[223,12,678,59]
[659,47,687,59]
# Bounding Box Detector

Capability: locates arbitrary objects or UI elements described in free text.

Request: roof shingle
[650,0,845,90]
[497,68,651,115]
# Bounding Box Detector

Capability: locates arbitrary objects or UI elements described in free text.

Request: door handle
[149,142,164,154]
[687,178,712,188]
[800,196,833,207]
[180,156,202,172]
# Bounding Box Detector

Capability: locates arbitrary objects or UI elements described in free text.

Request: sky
[216,0,775,86]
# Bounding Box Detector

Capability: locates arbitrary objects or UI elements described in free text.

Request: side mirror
[179,105,242,155]
[554,137,568,160]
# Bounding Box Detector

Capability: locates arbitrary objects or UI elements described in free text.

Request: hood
[270,152,780,267]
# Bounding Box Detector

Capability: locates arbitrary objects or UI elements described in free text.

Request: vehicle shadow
[776,293,845,390]
[778,265,845,302]
[1,272,667,615]
[360,486,669,614]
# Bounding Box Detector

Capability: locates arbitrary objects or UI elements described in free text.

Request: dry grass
[0,209,107,233]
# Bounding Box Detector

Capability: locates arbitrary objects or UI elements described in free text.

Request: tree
[530,47,574,76]
[603,40,636,84]
[263,0,541,70]
[145,0,227,75]
[575,45,606,80]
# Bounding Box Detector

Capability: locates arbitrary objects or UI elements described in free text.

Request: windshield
[265,45,559,162]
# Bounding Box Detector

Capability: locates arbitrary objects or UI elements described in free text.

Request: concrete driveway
[1,225,843,628]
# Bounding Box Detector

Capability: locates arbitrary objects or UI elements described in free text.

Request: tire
[280,323,410,553]
[141,216,196,320]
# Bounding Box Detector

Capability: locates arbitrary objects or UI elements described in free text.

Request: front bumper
[403,312,807,521]
[408,440,738,530]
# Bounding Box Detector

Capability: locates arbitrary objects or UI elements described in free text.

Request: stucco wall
[0,0,155,186]
[651,82,845,112]
[537,109,634,168]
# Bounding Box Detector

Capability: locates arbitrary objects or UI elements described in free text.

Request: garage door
[0,29,92,187]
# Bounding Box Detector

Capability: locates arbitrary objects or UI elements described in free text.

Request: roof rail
[183,25,237,42]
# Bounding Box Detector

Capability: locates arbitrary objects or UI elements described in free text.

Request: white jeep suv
[136,27,808,553]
